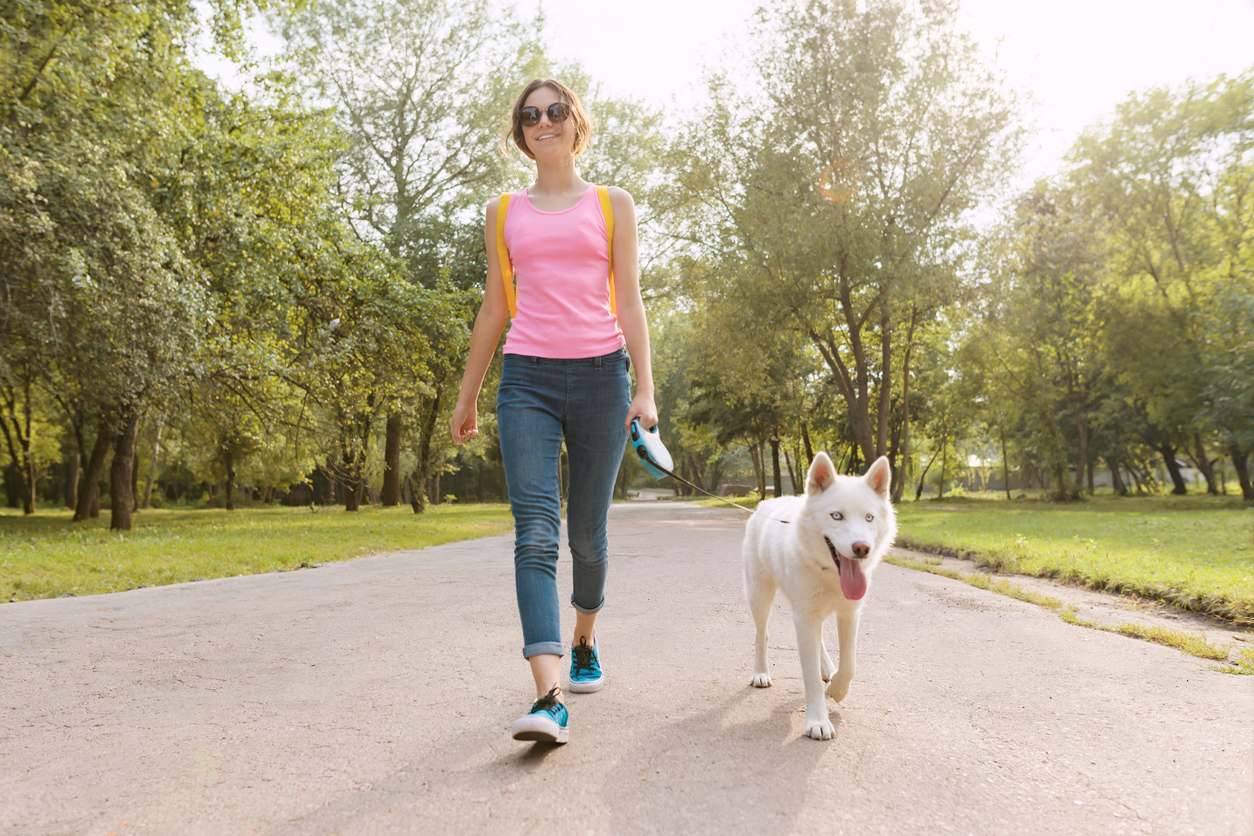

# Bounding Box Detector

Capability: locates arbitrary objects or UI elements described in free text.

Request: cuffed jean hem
[523,640,566,660]
[570,594,605,615]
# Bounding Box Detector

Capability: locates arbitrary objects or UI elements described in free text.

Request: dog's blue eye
[865,514,874,522]
[830,512,843,520]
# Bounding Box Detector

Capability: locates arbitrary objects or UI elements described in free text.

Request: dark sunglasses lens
[520,106,541,127]
[547,103,570,122]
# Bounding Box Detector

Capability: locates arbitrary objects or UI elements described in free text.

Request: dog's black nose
[852,542,870,559]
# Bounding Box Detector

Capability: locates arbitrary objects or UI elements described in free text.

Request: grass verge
[0,504,514,602]
[893,495,1253,624]
[883,554,1246,673]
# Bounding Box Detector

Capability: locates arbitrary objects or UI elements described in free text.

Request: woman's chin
[530,144,573,162]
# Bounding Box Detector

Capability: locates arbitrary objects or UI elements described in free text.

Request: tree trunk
[381,412,402,506]
[131,443,140,512]
[893,364,912,504]
[65,445,80,510]
[109,412,140,531]
[224,445,236,511]
[1159,443,1188,495]
[1190,432,1217,494]
[0,376,38,514]
[1086,457,1095,496]
[800,421,814,468]
[143,423,162,509]
[75,426,114,522]
[1108,460,1127,496]
[1069,400,1089,491]
[343,441,361,512]
[914,444,943,501]
[770,436,782,497]
[876,306,892,459]
[747,442,765,498]
[1000,428,1011,500]
[1231,443,1253,502]
[412,380,445,514]
[405,473,422,512]
[938,441,947,500]
[783,448,797,496]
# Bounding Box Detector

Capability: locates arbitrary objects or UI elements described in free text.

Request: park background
[1,0,1251,633]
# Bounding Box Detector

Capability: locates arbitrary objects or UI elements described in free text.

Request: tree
[1071,70,1254,495]
[668,0,1022,488]
[275,0,534,508]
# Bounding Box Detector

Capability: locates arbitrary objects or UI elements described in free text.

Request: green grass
[895,495,1254,624]
[0,504,514,602]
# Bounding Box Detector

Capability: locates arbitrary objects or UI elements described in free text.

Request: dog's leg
[747,575,776,688]
[794,612,835,740]
[826,606,861,703]
[820,621,836,684]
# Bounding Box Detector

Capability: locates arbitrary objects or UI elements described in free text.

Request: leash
[630,420,791,523]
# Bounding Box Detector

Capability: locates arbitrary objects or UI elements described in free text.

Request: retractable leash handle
[628,420,785,520]
[629,419,673,480]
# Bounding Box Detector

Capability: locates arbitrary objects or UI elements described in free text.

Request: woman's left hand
[626,393,658,431]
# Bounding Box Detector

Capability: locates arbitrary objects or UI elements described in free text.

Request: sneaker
[568,636,604,693]
[511,686,569,743]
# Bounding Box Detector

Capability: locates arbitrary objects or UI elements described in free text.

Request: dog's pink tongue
[839,556,868,600]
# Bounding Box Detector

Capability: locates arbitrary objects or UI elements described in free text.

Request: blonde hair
[505,79,595,160]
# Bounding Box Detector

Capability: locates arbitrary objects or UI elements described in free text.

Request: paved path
[2,502,1251,836]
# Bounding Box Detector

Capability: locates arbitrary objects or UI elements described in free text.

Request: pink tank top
[501,183,625,358]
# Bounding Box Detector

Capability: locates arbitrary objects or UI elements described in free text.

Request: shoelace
[530,685,563,715]
[572,638,597,675]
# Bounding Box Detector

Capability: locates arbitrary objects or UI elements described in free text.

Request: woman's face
[522,86,575,161]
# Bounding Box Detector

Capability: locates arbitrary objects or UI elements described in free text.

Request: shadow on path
[600,688,834,835]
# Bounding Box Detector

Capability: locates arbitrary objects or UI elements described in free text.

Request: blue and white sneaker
[511,686,569,743]
[568,637,604,693]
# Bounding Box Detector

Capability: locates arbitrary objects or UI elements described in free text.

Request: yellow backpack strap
[596,185,617,314]
[495,192,517,318]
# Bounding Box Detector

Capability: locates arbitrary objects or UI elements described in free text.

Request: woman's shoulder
[603,185,636,217]
[484,189,523,223]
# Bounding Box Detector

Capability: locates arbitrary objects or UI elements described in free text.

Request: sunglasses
[519,102,571,128]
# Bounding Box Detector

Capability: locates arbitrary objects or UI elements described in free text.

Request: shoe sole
[567,677,604,694]
[511,715,569,744]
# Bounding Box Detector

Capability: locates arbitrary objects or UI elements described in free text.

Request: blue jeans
[496,348,631,659]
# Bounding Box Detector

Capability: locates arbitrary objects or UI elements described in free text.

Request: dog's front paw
[750,672,772,688]
[804,718,835,740]
[826,677,850,703]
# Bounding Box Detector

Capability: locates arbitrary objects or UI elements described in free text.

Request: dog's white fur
[742,452,896,740]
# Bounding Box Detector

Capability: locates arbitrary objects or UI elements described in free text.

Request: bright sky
[516,0,1254,185]
[203,0,1254,186]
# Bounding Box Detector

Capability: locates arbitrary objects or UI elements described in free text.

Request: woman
[450,79,657,744]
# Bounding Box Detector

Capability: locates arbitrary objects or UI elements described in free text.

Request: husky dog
[742,452,896,740]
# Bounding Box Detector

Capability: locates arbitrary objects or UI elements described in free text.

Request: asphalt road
[2,501,1251,836]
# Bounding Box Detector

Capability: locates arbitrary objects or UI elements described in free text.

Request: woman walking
[450,79,657,744]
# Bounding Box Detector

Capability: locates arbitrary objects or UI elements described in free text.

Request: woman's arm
[450,199,511,445]
[609,187,658,430]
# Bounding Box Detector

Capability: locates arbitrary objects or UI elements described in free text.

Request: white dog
[742,452,896,740]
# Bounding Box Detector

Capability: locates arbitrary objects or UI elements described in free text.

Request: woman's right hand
[450,401,478,445]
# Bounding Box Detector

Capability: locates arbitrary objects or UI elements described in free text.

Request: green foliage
[666,0,1023,495]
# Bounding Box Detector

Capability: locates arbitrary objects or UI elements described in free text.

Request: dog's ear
[806,451,837,495]
[863,456,891,499]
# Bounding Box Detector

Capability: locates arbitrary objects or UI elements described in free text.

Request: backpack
[494,185,616,319]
